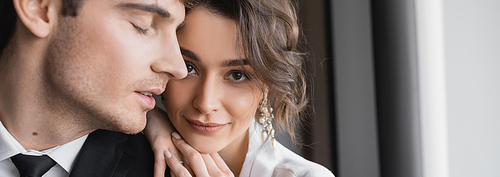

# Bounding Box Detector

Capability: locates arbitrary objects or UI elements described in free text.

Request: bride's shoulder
[272,142,335,177]
[245,125,334,177]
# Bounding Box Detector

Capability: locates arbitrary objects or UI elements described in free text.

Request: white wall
[416,0,448,176]
[443,0,500,177]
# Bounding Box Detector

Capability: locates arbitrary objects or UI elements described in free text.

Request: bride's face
[163,9,262,153]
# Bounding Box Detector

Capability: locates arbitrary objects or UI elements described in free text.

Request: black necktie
[10,153,57,177]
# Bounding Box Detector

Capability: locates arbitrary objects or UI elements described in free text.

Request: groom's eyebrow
[118,3,171,18]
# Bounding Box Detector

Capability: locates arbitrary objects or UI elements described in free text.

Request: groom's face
[45,0,187,134]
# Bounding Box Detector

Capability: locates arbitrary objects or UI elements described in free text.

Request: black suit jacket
[68,129,154,177]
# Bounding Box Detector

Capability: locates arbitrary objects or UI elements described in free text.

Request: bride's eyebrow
[180,47,248,67]
[180,47,200,61]
[221,59,248,67]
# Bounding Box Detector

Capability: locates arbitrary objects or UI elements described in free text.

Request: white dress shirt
[0,121,88,177]
[240,121,335,177]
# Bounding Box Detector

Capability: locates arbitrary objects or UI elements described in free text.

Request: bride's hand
[165,132,234,177]
[144,107,183,177]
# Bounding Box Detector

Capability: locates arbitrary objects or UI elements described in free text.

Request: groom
[0,0,188,176]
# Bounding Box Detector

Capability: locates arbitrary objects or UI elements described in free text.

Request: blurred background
[285,0,500,177]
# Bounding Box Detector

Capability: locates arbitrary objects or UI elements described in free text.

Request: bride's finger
[172,132,210,177]
[210,153,233,176]
[145,108,181,177]
[164,149,192,177]
[183,156,194,176]
[200,154,222,175]
[152,146,167,177]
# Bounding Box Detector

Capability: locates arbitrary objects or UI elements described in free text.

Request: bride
[145,0,334,176]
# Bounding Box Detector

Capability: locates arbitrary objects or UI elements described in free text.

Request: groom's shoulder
[87,129,155,176]
[89,129,153,151]
[90,129,154,159]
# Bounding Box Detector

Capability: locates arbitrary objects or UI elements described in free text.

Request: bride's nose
[192,76,221,115]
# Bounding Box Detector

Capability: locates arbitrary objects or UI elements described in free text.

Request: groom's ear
[13,0,61,38]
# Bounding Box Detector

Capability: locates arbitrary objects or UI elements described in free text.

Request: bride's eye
[185,61,197,74]
[228,71,247,81]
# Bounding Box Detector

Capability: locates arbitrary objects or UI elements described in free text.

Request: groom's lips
[135,92,155,109]
[185,118,227,133]
[135,88,163,110]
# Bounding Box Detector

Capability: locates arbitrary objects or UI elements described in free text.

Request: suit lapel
[69,130,133,177]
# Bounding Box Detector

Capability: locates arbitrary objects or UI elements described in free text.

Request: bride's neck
[218,128,250,176]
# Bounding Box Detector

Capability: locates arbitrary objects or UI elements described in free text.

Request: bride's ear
[13,0,60,38]
[262,88,269,100]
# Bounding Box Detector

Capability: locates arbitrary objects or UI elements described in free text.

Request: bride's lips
[185,118,227,133]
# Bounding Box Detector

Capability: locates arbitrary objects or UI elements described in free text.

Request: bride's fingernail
[172,132,181,139]
[164,150,172,158]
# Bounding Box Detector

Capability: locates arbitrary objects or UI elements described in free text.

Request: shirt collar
[0,121,25,163]
[0,121,88,173]
[47,134,87,173]
[239,120,277,177]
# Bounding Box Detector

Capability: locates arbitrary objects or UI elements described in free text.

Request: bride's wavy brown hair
[189,0,307,143]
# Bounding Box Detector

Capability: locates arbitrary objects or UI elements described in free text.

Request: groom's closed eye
[117,3,185,30]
